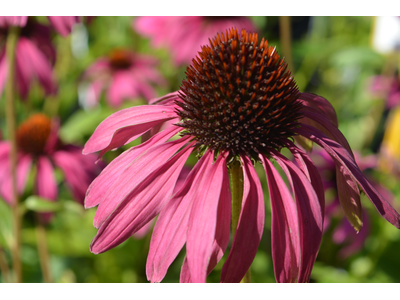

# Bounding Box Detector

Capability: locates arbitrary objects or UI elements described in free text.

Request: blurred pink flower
[370,75,400,109]
[80,48,166,108]
[313,149,395,258]
[83,29,400,283]
[0,18,57,99]
[48,16,94,36]
[0,16,28,28]
[0,114,102,222]
[134,16,257,65]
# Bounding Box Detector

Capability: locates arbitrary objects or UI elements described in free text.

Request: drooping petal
[299,93,338,127]
[92,136,190,228]
[295,125,400,229]
[48,16,80,36]
[206,162,231,276]
[85,125,181,209]
[36,156,57,201]
[148,91,180,107]
[301,106,353,156]
[180,256,191,283]
[221,155,264,283]
[271,149,323,283]
[83,105,177,156]
[90,139,193,254]
[336,164,363,231]
[285,140,326,217]
[0,153,32,204]
[186,153,229,283]
[147,151,213,283]
[0,53,7,95]
[106,71,140,107]
[261,155,300,283]
[17,38,57,96]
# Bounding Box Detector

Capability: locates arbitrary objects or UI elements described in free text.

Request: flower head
[134,16,257,66]
[80,48,166,108]
[0,114,102,222]
[84,28,400,283]
[0,18,57,99]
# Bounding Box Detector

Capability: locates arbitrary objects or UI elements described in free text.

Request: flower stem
[5,25,22,283]
[279,16,294,73]
[228,159,251,283]
[35,221,53,283]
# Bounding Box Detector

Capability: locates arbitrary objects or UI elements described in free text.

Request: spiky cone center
[16,114,52,155]
[108,49,133,70]
[176,28,303,159]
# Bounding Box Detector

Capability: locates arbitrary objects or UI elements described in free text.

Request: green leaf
[59,107,114,143]
[24,196,63,213]
[0,199,13,249]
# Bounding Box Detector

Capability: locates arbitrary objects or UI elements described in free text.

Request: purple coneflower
[134,16,257,66]
[84,28,400,283]
[0,18,57,99]
[80,48,166,108]
[0,114,101,222]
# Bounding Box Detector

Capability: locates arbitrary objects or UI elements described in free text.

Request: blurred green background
[1,16,400,283]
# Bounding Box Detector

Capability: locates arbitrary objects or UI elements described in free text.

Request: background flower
[0,114,102,222]
[80,48,166,108]
[134,16,257,65]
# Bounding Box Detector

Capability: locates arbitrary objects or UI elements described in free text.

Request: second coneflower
[83,28,400,283]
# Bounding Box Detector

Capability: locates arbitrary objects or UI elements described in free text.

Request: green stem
[35,221,53,283]
[5,25,22,283]
[228,159,251,283]
[279,16,294,73]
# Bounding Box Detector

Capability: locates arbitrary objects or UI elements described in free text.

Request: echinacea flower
[0,114,102,222]
[312,149,395,258]
[47,16,94,37]
[80,48,166,108]
[0,18,57,99]
[0,16,28,28]
[84,28,400,283]
[134,16,257,66]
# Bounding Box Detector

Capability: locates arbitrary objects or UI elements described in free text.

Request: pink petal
[295,124,400,229]
[92,136,191,229]
[106,71,139,107]
[48,16,80,36]
[221,155,264,283]
[148,91,180,106]
[36,156,57,201]
[83,105,177,156]
[17,38,57,96]
[285,140,325,217]
[85,125,181,209]
[52,150,93,203]
[90,139,193,254]
[0,153,32,204]
[271,149,323,283]
[206,162,231,276]
[0,53,7,95]
[180,256,191,283]
[186,153,229,283]
[336,164,363,231]
[146,151,213,283]
[301,107,353,156]
[261,155,300,283]
[299,93,338,127]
